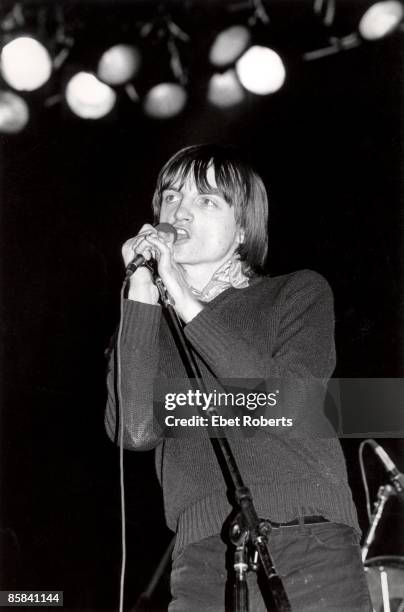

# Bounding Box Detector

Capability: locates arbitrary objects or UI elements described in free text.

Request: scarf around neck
[189,255,249,303]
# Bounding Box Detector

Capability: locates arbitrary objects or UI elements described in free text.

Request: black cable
[115,278,129,612]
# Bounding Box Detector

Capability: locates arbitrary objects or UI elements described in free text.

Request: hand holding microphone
[122,223,177,305]
[122,222,202,322]
[123,223,178,277]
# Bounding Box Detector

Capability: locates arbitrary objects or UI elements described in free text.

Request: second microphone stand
[361,484,396,563]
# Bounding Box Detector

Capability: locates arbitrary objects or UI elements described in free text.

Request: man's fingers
[122,232,156,266]
[122,227,173,272]
[145,234,172,262]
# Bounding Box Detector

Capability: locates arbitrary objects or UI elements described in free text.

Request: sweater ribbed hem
[173,480,360,557]
[121,300,161,348]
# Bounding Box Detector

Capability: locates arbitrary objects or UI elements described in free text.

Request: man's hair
[152,144,269,276]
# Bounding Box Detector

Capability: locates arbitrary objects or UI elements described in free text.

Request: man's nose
[173,197,193,221]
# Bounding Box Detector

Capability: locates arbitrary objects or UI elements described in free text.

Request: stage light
[359,1,404,40]
[0,36,52,92]
[97,44,141,86]
[143,83,187,118]
[65,72,117,119]
[209,25,251,67]
[0,91,29,133]
[236,45,286,95]
[207,70,245,107]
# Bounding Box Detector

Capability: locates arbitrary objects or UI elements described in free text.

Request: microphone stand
[151,270,291,612]
[361,484,396,563]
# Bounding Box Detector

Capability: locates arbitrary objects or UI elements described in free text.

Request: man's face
[159,165,243,275]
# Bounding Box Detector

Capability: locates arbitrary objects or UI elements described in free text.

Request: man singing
[105,144,371,611]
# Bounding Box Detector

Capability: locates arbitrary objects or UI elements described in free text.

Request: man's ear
[237,228,245,245]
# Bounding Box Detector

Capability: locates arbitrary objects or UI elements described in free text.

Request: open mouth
[175,227,190,242]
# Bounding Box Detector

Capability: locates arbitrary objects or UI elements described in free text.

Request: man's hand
[122,224,159,305]
[122,225,203,321]
[145,232,203,323]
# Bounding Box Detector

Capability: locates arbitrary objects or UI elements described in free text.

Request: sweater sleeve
[184,270,336,381]
[104,299,163,451]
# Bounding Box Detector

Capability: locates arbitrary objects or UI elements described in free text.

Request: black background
[0,1,403,610]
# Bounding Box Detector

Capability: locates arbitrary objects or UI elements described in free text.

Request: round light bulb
[0,36,52,91]
[97,44,141,85]
[236,45,286,95]
[0,91,29,133]
[209,26,251,67]
[359,1,404,40]
[143,83,187,118]
[65,72,117,119]
[208,70,245,107]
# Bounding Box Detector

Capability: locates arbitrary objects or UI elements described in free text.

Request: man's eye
[163,193,178,203]
[200,196,216,207]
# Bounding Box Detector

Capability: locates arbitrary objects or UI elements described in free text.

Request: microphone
[125,223,177,278]
[368,439,404,500]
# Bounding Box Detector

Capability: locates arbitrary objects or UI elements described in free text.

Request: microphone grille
[154,222,178,242]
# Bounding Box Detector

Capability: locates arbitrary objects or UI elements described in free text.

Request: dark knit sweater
[105,269,360,553]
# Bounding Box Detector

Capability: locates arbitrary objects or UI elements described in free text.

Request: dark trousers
[169,522,373,611]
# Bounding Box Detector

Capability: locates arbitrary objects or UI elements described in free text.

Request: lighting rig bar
[0,0,402,132]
